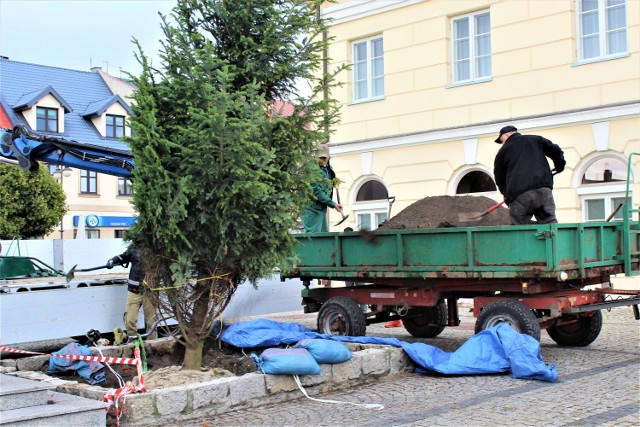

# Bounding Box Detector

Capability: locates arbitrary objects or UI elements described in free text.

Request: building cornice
[330,101,640,155]
[322,0,424,25]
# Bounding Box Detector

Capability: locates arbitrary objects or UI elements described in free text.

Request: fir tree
[126,0,344,369]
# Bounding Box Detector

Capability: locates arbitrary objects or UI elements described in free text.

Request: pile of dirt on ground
[379,195,511,230]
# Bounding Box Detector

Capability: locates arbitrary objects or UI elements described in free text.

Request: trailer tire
[317,296,367,336]
[475,299,541,341]
[546,311,602,347]
[402,301,447,338]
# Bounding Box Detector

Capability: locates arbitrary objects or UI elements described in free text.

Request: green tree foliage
[126,0,344,369]
[0,164,67,239]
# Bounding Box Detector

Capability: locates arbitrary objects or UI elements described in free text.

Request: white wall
[1,238,306,318]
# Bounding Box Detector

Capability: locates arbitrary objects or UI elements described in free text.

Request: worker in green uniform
[300,144,343,232]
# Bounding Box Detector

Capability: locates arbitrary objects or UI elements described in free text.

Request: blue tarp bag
[222,319,557,382]
[295,338,352,364]
[221,318,319,348]
[48,343,106,385]
[251,347,321,375]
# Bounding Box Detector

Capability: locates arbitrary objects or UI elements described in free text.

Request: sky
[0,0,177,78]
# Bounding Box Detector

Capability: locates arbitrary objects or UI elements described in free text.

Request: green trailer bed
[287,221,639,282]
[282,216,640,347]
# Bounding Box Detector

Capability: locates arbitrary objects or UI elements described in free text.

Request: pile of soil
[380,195,510,229]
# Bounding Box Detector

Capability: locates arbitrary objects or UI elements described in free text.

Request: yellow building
[320,0,639,233]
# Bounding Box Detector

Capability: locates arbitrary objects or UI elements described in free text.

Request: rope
[93,344,125,389]
[292,375,384,410]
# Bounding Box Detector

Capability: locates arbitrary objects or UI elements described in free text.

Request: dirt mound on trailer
[379,195,511,230]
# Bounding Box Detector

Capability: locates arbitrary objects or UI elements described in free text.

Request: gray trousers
[508,187,558,225]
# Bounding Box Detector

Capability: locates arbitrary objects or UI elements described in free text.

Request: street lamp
[53,166,73,239]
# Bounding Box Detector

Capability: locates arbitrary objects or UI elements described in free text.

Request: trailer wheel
[403,301,447,338]
[317,296,367,336]
[546,311,602,347]
[475,299,541,341]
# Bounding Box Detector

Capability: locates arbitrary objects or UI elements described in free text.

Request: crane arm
[0,126,134,178]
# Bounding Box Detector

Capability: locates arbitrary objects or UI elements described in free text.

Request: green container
[287,221,640,282]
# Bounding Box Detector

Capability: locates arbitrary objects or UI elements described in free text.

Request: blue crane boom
[0,126,134,178]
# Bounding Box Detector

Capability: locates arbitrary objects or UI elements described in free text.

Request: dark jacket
[494,132,565,204]
[110,246,145,288]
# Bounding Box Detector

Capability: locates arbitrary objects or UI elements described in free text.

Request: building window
[353,36,384,101]
[85,229,100,239]
[106,114,125,138]
[456,171,497,194]
[36,107,58,132]
[578,156,631,221]
[115,229,128,238]
[577,0,627,61]
[353,179,390,230]
[118,177,133,196]
[452,10,491,83]
[80,170,98,194]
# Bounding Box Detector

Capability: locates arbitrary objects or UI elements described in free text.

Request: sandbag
[295,338,352,364]
[251,347,321,375]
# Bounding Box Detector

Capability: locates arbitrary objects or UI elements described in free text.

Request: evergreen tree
[0,164,67,240]
[126,0,344,369]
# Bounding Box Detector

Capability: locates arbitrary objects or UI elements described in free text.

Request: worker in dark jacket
[108,245,157,340]
[300,144,343,232]
[493,125,566,225]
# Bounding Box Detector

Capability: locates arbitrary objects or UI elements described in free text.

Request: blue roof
[14,85,73,113]
[83,94,132,117]
[0,58,131,152]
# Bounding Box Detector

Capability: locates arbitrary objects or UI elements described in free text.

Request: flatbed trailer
[282,206,640,346]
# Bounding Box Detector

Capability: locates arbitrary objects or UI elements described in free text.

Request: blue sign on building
[73,215,136,228]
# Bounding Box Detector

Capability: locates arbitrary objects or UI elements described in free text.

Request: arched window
[456,170,497,194]
[352,178,389,230]
[577,155,632,222]
[356,181,388,201]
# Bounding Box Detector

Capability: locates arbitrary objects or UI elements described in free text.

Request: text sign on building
[73,215,136,228]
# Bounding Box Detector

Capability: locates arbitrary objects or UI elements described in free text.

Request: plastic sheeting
[220,319,557,382]
[48,343,106,384]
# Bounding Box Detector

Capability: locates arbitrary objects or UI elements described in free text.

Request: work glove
[106,258,117,269]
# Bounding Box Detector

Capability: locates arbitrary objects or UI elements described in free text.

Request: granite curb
[0,311,423,426]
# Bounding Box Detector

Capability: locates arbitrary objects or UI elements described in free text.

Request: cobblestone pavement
[183,307,639,427]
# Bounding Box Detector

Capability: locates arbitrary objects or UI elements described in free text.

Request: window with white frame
[452,10,491,83]
[352,36,384,101]
[578,156,631,221]
[456,170,497,194]
[352,179,389,230]
[577,0,627,61]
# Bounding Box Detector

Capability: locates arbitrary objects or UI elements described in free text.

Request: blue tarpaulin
[220,319,557,382]
[48,343,106,384]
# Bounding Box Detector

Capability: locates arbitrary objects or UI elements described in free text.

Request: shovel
[458,200,506,223]
[65,263,113,283]
[334,187,350,226]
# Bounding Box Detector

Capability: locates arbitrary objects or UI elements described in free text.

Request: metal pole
[59,171,64,239]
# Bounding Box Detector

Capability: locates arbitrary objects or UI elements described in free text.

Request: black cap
[495,125,517,143]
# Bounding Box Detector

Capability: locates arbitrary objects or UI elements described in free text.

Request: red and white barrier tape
[0,345,138,365]
[1,344,146,426]
[100,347,146,427]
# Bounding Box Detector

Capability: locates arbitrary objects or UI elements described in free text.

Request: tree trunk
[182,339,205,370]
[181,295,210,370]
